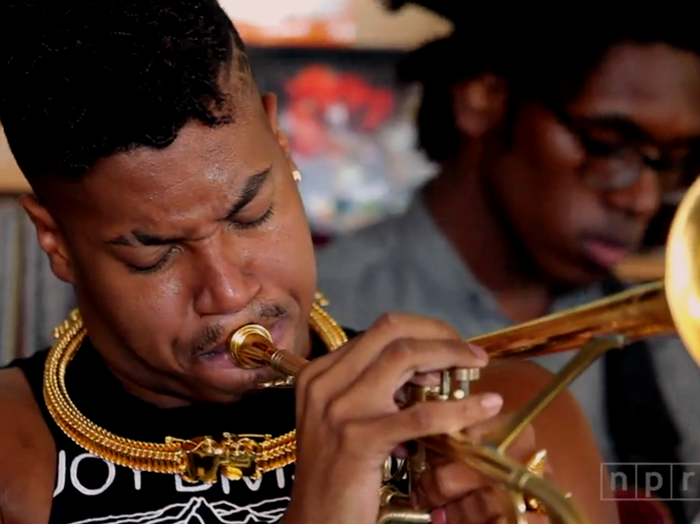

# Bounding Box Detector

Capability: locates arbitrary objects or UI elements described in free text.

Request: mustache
[189,301,287,354]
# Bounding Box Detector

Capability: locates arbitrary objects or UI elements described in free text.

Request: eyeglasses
[548,103,696,194]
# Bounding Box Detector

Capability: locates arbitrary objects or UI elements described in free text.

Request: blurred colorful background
[248,47,436,239]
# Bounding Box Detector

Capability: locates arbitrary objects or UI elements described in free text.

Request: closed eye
[230,204,275,230]
[127,246,178,274]
[125,203,276,275]
[579,133,629,158]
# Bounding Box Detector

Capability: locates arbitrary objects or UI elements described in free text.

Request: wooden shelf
[0,126,29,193]
[355,0,451,49]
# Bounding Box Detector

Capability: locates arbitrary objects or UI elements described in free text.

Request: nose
[191,239,260,317]
[604,168,662,219]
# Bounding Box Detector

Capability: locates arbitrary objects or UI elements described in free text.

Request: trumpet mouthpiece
[227,324,275,369]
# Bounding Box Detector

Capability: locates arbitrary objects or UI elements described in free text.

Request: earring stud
[292,169,302,182]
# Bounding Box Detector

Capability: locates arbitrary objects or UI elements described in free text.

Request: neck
[108,366,208,409]
[423,153,552,323]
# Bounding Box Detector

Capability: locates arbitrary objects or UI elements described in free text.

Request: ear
[261,92,280,133]
[261,92,294,167]
[452,73,509,138]
[19,194,75,284]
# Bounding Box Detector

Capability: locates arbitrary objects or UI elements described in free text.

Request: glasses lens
[581,156,640,191]
[582,157,686,193]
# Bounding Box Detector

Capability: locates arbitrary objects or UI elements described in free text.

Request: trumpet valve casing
[403,367,482,500]
[439,368,481,400]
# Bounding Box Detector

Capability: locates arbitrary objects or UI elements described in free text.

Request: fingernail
[481,393,503,410]
[469,344,488,362]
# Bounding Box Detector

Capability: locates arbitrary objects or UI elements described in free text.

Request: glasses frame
[546,101,691,195]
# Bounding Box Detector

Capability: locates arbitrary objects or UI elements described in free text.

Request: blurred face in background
[455,41,700,288]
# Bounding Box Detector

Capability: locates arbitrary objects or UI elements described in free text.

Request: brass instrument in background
[227,175,700,524]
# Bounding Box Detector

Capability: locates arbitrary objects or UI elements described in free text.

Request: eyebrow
[108,167,272,247]
[577,113,700,152]
[577,113,651,142]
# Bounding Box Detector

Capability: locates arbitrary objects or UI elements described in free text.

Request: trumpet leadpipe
[228,323,478,401]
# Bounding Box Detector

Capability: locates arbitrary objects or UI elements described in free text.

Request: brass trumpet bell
[666,174,700,366]
[226,175,700,524]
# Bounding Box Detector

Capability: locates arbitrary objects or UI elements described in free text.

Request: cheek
[493,118,595,244]
[516,104,587,175]
[71,246,185,338]
[264,191,316,296]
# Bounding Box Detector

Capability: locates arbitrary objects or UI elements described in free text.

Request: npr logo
[602,463,700,501]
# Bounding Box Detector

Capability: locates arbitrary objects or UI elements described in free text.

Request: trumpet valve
[439,368,481,400]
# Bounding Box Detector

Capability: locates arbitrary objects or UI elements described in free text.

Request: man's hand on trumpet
[416,417,551,524]
[282,312,521,524]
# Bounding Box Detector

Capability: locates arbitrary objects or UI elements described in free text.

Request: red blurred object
[283,64,396,157]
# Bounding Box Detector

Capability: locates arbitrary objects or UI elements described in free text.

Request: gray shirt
[316,195,700,521]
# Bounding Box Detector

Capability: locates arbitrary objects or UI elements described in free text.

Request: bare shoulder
[475,359,621,524]
[0,368,56,524]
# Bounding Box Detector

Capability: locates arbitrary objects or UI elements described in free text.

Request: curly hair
[396,13,700,163]
[0,0,251,185]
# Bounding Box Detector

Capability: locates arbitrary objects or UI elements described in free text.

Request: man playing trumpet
[0,1,617,523]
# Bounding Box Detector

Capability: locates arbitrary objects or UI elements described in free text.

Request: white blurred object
[220,0,348,26]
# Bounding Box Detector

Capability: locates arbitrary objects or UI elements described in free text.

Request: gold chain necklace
[43,294,348,484]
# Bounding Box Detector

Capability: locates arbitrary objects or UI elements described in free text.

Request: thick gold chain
[43,294,348,484]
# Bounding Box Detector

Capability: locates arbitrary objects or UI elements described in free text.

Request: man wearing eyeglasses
[316,6,700,524]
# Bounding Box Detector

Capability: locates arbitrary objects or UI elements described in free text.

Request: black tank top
[6,331,342,524]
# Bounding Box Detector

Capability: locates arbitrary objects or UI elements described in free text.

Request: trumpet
[226,176,700,524]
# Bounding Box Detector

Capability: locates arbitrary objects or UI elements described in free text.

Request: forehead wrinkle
[107,194,235,248]
[113,129,236,191]
[83,162,241,245]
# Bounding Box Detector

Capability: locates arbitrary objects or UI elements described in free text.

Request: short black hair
[0,0,251,186]
[398,16,700,163]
